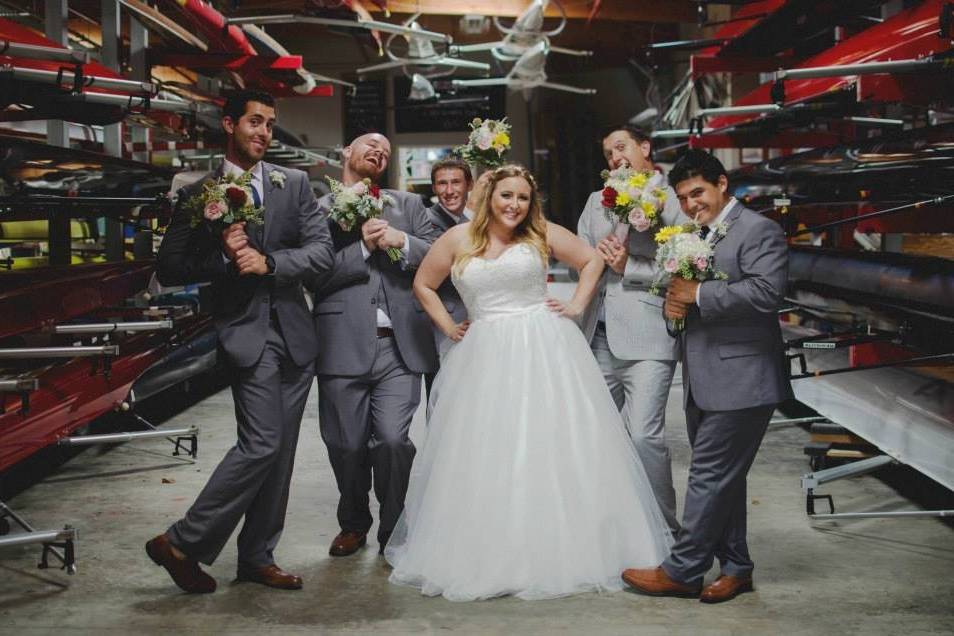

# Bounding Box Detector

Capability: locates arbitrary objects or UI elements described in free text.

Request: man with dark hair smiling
[622,149,791,604]
[148,89,334,593]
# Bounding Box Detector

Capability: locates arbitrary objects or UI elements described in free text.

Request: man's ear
[342,145,352,161]
[717,174,729,194]
[222,116,235,135]
[639,140,652,161]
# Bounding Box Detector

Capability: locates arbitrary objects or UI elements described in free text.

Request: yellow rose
[493,132,510,148]
[628,172,649,188]
[615,191,632,207]
[654,225,684,244]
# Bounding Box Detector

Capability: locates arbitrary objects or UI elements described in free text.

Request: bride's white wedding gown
[385,243,672,601]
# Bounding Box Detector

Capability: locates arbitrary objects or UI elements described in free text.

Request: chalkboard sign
[393,77,506,134]
[344,80,387,143]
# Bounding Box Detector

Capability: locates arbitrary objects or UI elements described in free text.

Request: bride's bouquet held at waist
[325,176,401,262]
[650,224,727,333]
[600,167,668,240]
[185,171,265,229]
[456,117,511,169]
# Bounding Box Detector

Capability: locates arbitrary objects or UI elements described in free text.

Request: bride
[385,165,672,601]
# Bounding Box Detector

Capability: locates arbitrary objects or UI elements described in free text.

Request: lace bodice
[452,243,548,321]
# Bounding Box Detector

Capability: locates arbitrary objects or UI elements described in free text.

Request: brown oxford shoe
[329,530,367,557]
[145,533,216,594]
[700,575,754,604]
[621,566,701,598]
[237,564,303,590]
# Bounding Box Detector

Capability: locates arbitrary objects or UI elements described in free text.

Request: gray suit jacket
[156,163,334,368]
[681,202,794,411]
[426,204,469,353]
[312,189,441,376]
[577,185,690,360]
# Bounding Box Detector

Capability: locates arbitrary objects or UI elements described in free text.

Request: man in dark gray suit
[312,132,440,557]
[147,90,334,593]
[622,150,792,603]
[423,156,472,395]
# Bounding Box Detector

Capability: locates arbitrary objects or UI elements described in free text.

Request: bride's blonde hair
[453,164,548,277]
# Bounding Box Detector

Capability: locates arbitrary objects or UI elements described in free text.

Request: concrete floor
[1,376,952,635]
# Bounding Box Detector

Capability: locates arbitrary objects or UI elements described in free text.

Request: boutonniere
[268,170,286,189]
[712,221,730,240]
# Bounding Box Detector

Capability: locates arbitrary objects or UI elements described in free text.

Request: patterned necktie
[699,225,711,240]
[252,183,262,208]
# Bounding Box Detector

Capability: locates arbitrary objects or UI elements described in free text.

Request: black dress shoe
[378,531,392,555]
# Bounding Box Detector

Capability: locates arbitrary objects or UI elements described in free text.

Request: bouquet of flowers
[600,166,668,240]
[186,172,264,229]
[456,117,511,169]
[650,224,728,332]
[324,176,401,262]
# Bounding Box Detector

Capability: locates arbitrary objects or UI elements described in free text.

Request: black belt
[377,327,394,338]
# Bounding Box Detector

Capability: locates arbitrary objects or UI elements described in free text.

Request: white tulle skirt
[385,305,673,601]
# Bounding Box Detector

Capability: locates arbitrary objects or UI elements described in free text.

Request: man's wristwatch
[264,254,276,275]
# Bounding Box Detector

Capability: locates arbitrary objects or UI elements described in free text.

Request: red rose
[225,186,247,206]
[369,184,381,199]
[601,186,617,208]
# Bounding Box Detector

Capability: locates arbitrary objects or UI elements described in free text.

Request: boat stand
[802,455,954,520]
[57,417,199,459]
[0,501,77,575]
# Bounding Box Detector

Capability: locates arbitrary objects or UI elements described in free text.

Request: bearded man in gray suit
[623,149,792,604]
[312,132,440,557]
[576,125,690,534]
[148,90,334,593]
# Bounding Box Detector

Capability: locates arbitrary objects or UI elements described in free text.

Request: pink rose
[204,200,226,221]
[664,258,678,273]
[629,210,651,232]
[476,130,494,150]
[352,181,368,196]
[694,256,709,270]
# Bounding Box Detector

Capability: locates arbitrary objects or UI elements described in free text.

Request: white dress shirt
[358,199,410,329]
[695,197,737,305]
[220,159,265,268]
[223,159,263,205]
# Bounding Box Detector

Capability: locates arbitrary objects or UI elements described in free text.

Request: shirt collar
[707,197,737,230]
[222,159,262,183]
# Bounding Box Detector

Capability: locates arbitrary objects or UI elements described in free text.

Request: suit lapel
[709,201,743,251]
[261,162,277,247]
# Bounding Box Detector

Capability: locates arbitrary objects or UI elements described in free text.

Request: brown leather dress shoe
[329,530,367,557]
[237,564,303,590]
[621,566,701,598]
[145,533,216,594]
[700,575,753,604]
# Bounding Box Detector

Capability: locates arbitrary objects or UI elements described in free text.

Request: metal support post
[129,16,151,164]
[101,0,125,262]
[45,0,70,266]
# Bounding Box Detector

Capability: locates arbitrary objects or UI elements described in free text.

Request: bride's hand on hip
[444,320,471,342]
[545,297,581,318]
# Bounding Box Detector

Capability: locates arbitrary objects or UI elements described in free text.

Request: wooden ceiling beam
[361,1,696,23]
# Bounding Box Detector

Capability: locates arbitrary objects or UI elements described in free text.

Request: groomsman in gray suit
[312,132,440,557]
[423,156,473,395]
[148,90,334,593]
[577,125,689,534]
[623,150,792,603]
